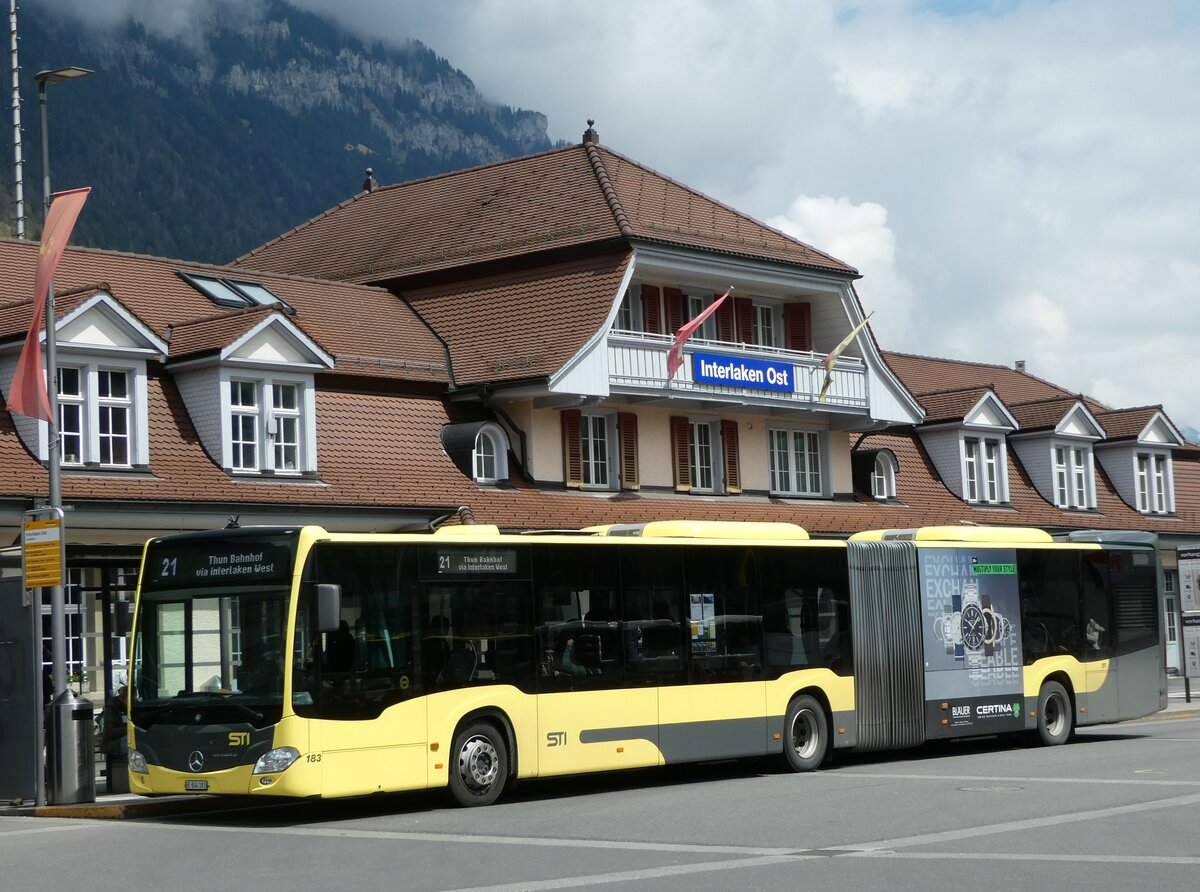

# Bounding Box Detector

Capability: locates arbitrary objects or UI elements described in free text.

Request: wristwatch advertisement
[922,549,1023,739]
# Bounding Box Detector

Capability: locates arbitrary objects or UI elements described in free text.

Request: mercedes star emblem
[188,750,205,772]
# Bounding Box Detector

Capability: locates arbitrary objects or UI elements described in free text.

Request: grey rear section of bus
[847,540,926,752]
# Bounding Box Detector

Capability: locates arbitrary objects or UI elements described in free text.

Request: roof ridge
[167,304,277,331]
[1009,393,1083,408]
[0,236,397,295]
[233,145,583,267]
[596,145,859,276]
[585,142,634,238]
[914,383,995,398]
[1094,404,1164,416]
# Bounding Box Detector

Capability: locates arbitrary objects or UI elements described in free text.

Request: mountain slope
[5,1,560,263]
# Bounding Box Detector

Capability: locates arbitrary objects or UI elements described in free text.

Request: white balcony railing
[607,329,868,410]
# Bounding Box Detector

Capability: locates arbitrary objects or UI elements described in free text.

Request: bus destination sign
[437,548,518,575]
[143,534,297,590]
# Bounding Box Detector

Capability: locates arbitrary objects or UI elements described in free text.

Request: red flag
[666,287,732,382]
[8,187,91,421]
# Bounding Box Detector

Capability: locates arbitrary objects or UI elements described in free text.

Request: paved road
[5,712,1199,891]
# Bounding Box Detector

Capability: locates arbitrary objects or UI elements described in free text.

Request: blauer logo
[690,351,795,393]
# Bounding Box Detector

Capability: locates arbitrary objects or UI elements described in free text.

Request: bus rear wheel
[1036,681,1073,746]
[783,695,828,772]
[448,721,509,807]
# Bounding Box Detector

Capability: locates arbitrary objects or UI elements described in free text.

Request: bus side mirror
[317,584,342,633]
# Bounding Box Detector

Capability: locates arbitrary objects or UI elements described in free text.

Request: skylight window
[178,272,294,313]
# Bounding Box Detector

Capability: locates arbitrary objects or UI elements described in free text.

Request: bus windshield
[131,530,298,729]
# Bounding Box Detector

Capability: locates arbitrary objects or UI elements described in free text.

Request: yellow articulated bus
[126,520,1166,806]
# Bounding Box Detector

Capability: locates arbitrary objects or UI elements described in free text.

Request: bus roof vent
[856,525,1053,544]
[432,524,501,537]
[603,520,809,540]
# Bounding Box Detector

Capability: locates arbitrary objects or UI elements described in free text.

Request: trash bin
[45,689,96,805]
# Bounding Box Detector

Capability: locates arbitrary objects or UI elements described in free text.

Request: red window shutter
[716,293,735,342]
[561,409,583,489]
[617,412,640,491]
[784,302,812,352]
[733,297,754,344]
[722,419,741,494]
[664,287,685,335]
[670,416,692,492]
[642,285,662,334]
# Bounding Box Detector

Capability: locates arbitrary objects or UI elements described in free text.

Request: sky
[48,0,1200,435]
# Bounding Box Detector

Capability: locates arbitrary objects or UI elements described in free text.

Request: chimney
[1015,360,1026,373]
[582,118,599,145]
[362,167,379,193]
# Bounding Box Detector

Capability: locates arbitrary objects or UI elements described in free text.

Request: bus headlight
[253,747,300,775]
[128,749,149,774]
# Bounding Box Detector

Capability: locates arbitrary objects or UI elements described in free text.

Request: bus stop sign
[22,508,65,589]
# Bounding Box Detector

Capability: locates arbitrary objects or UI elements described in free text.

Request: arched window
[473,424,509,484]
[872,452,897,500]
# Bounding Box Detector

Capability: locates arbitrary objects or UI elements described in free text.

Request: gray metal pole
[38,78,67,699]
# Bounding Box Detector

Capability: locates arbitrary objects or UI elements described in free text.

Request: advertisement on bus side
[919,548,1025,737]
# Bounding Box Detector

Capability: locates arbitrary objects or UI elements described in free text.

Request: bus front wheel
[1036,681,1073,746]
[448,721,509,807]
[783,695,828,772]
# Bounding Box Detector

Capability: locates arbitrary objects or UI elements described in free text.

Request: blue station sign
[690,351,796,393]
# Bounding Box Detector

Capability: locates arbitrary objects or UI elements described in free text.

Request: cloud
[767,195,916,337]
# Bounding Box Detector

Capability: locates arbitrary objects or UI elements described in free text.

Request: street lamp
[33,64,92,732]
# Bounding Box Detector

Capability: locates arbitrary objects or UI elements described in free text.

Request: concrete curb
[5,794,255,820]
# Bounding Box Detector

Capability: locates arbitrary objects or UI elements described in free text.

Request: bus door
[1079,552,1118,723]
[298,543,427,797]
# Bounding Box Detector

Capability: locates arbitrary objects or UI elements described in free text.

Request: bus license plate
[184,780,209,791]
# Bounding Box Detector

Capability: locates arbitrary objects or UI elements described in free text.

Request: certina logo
[975,702,1021,718]
[188,750,205,772]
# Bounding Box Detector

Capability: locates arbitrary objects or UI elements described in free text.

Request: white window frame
[686,293,717,341]
[580,412,615,490]
[47,356,147,468]
[222,371,312,475]
[270,382,301,473]
[752,302,777,347]
[1135,451,1173,514]
[473,423,510,485]
[97,368,132,467]
[1052,442,1095,509]
[56,365,85,466]
[962,434,1007,504]
[615,286,637,332]
[872,452,897,500]
[769,427,823,497]
[689,419,717,493]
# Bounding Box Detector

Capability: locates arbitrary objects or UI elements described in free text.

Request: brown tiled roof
[1092,406,1165,442]
[1008,396,1092,433]
[405,252,631,386]
[883,352,1070,404]
[167,306,283,360]
[233,143,857,284]
[915,387,994,424]
[0,239,448,384]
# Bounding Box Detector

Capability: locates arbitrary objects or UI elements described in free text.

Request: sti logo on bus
[546,731,566,747]
[228,732,250,747]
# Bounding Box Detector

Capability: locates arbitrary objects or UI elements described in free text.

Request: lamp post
[34,66,91,702]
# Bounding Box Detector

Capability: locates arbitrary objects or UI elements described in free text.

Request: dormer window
[226,376,306,475]
[1053,445,1095,509]
[872,452,897,500]
[1136,452,1172,514]
[53,361,142,468]
[963,435,1007,504]
[472,423,510,484]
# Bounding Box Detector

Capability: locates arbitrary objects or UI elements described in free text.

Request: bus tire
[783,695,828,772]
[448,721,508,807]
[1036,681,1072,746]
